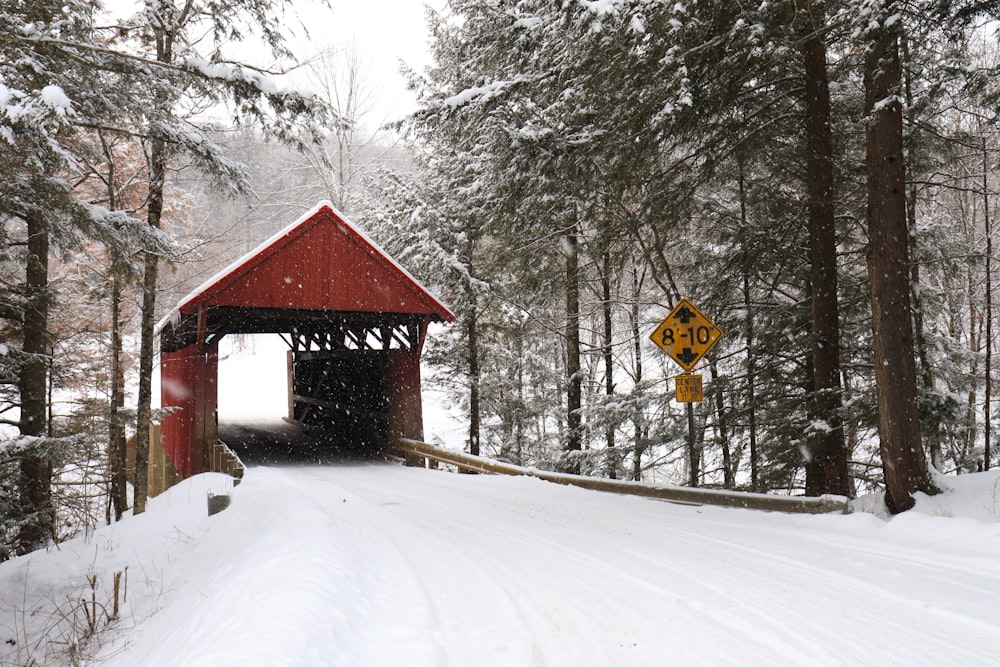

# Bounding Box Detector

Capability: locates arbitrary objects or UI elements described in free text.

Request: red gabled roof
[159,202,455,327]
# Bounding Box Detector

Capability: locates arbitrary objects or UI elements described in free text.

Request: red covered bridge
[154,202,454,483]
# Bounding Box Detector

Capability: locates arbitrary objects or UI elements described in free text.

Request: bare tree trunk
[17,211,53,553]
[20,213,49,438]
[135,4,183,514]
[564,230,582,473]
[602,252,617,478]
[967,274,981,469]
[710,360,734,488]
[100,134,129,521]
[902,35,939,470]
[109,277,128,520]
[983,136,993,471]
[468,301,481,457]
[737,167,760,492]
[465,234,482,458]
[909,178,939,464]
[630,264,647,482]
[864,5,937,512]
[514,333,525,465]
[134,134,166,515]
[801,1,849,497]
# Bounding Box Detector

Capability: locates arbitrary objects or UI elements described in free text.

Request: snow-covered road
[91,462,1000,667]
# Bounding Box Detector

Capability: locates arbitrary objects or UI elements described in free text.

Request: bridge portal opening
[283,315,424,458]
[215,333,388,465]
[217,335,287,423]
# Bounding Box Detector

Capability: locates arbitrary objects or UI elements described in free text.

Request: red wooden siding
[160,344,217,478]
[175,205,453,321]
[386,348,423,441]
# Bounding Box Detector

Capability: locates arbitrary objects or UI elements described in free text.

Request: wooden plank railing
[130,426,245,497]
[209,440,245,486]
[393,438,850,515]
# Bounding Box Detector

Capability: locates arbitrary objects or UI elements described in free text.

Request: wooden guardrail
[129,426,245,497]
[209,440,245,486]
[394,439,850,515]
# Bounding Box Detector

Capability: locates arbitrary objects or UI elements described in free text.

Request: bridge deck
[219,420,377,466]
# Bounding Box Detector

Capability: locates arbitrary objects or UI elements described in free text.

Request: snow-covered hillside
[2,460,999,666]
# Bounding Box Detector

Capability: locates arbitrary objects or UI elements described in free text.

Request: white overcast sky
[105,0,444,124]
[287,0,443,122]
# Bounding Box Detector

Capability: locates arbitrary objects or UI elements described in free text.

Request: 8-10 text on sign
[649,298,723,373]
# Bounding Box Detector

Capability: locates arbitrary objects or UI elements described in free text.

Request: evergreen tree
[0,0,155,553]
[1,0,330,550]
[861,0,938,511]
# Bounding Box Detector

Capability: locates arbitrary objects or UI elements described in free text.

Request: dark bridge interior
[216,319,415,464]
[289,348,390,457]
[215,315,424,464]
[219,421,372,466]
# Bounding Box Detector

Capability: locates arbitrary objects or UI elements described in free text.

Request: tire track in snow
[292,465,836,664]
[572,494,1000,665]
[259,463,1000,666]
[300,465,699,665]
[275,465,535,666]
[641,508,1000,663]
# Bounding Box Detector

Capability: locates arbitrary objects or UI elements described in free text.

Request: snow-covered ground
[3,335,1000,666]
[2,460,999,666]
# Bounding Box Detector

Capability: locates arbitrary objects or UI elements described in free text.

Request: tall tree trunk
[20,214,49,438]
[468,301,481,457]
[134,134,167,515]
[864,4,937,512]
[711,360,734,488]
[17,211,53,553]
[109,277,128,520]
[564,231,582,473]
[514,332,525,465]
[983,136,993,471]
[737,167,760,492]
[135,7,180,514]
[801,1,849,497]
[902,35,939,469]
[602,252,617,478]
[101,134,129,521]
[909,177,938,464]
[966,274,981,469]
[631,264,647,482]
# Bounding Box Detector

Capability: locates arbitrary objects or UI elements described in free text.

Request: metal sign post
[650,299,723,488]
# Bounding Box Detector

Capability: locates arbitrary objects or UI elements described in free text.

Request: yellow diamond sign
[650,298,723,372]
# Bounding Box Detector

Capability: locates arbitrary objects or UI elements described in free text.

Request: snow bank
[3,464,1000,666]
[0,473,236,666]
[913,468,1000,522]
[853,468,1000,524]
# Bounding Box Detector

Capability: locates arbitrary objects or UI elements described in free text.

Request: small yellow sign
[675,373,704,403]
[650,298,723,372]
